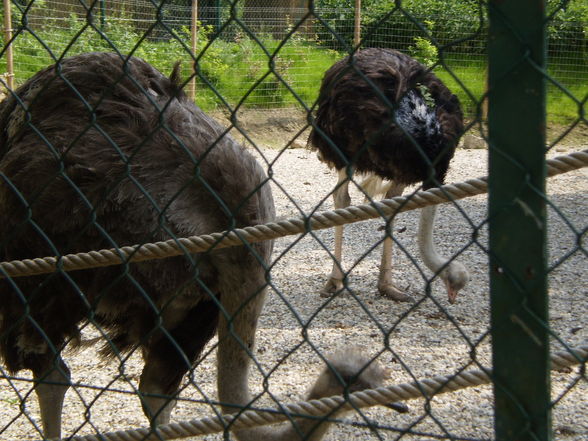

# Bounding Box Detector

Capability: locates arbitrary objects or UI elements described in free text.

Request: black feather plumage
[0,52,274,374]
[309,48,464,188]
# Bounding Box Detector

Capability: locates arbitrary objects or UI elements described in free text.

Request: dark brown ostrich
[0,52,405,440]
[309,48,469,303]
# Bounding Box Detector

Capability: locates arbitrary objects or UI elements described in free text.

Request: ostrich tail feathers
[360,175,393,201]
[169,61,183,94]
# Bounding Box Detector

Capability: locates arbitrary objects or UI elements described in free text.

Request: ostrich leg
[377,183,412,301]
[139,299,219,425]
[33,356,71,439]
[320,169,351,297]
[216,259,272,441]
[138,354,182,425]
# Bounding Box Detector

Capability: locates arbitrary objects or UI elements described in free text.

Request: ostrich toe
[320,277,345,297]
[377,283,413,302]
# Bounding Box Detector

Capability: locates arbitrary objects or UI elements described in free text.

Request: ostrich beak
[385,401,409,413]
[445,280,458,304]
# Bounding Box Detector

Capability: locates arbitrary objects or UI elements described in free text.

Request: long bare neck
[218,332,346,441]
[216,267,340,441]
[218,348,345,441]
[417,204,447,273]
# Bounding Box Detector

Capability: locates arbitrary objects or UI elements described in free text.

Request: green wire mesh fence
[0,0,586,440]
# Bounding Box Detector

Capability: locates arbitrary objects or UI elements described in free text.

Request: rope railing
[1,149,587,280]
[48,344,586,441]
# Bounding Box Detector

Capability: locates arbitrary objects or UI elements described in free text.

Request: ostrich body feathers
[308,48,469,304]
[309,48,464,188]
[0,52,275,373]
[0,52,413,441]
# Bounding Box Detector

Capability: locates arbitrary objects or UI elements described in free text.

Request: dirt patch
[548,121,588,150]
[212,108,587,152]
[3,146,585,441]
[211,108,310,149]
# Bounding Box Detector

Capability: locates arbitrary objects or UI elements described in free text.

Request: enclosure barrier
[1,149,586,441]
[0,149,586,279]
[1,1,587,440]
[46,344,588,441]
[1,2,586,118]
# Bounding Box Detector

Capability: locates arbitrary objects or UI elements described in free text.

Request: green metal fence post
[215,0,222,33]
[100,0,106,30]
[488,1,550,441]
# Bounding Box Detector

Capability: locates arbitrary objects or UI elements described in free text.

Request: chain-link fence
[0,1,587,440]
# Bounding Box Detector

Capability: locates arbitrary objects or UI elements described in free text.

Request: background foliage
[0,0,586,122]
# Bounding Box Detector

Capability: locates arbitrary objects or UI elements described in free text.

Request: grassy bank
[438,54,587,124]
[1,24,585,124]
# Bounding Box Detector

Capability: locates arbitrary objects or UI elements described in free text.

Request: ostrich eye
[349,379,373,392]
[339,374,355,386]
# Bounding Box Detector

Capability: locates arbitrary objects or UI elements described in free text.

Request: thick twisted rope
[2,149,587,279]
[54,344,587,441]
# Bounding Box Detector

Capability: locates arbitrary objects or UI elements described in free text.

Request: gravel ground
[1,137,586,440]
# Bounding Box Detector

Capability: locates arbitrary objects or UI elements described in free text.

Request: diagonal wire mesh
[0,1,586,440]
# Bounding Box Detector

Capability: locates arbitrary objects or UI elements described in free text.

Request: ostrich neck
[218,353,341,441]
[216,283,338,441]
[417,205,447,273]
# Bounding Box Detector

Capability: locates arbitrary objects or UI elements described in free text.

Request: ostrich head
[418,204,470,305]
[440,261,470,304]
[309,347,409,414]
[394,88,448,164]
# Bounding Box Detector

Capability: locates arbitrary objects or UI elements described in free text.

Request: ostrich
[0,52,406,440]
[308,48,469,303]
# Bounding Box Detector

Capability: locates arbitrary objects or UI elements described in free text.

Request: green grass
[547,83,586,124]
[193,35,341,110]
[435,55,488,119]
[436,53,587,124]
[1,24,341,112]
[1,22,585,123]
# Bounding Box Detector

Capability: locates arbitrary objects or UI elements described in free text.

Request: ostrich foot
[377,283,413,302]
[320,277,345,297]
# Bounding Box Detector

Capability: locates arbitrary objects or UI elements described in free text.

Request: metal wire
[0,1,586,441]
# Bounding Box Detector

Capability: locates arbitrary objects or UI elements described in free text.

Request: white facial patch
[395,89,441,139]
